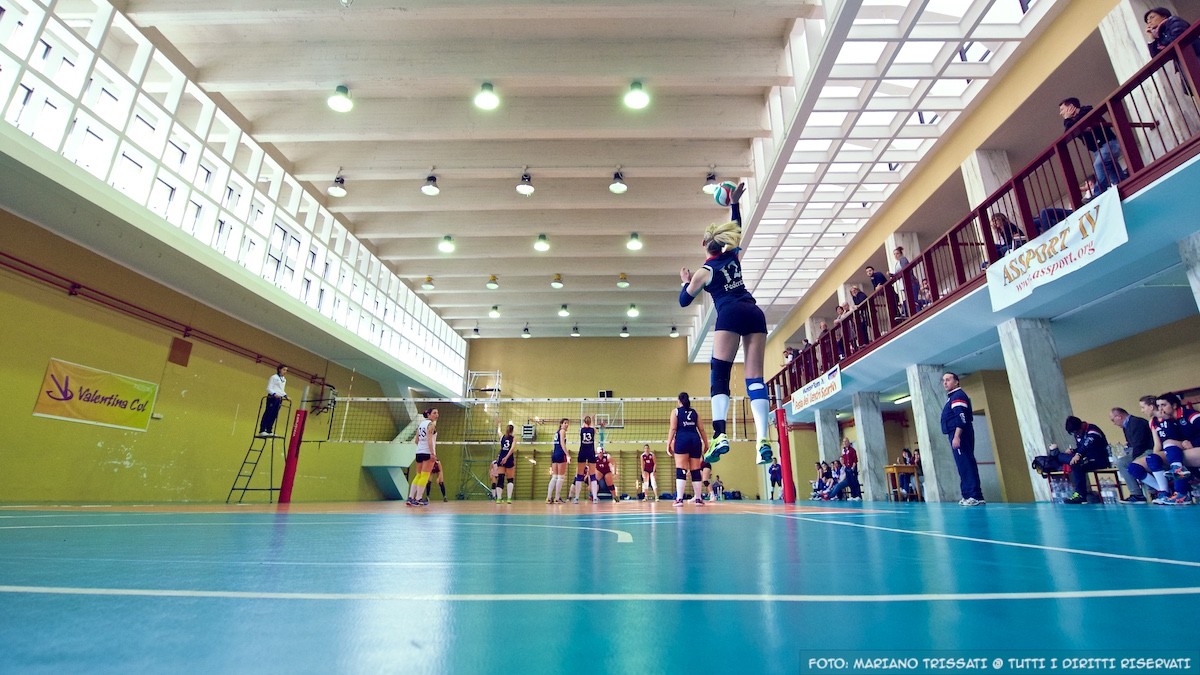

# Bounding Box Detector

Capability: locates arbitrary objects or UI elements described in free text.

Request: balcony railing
[770,20,1200,408]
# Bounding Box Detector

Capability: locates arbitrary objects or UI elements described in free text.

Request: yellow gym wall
[466,337,765,497]
[0,211,386,503]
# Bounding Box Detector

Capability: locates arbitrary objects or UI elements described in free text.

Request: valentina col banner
[791,365,842,412]
[32,359,159,431]
[986,189,1128,311]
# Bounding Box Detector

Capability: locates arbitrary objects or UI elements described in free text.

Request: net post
[279,409,308,504]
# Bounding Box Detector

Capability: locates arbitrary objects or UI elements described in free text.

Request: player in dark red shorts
[595,448,620,503]
[640,444,657,501]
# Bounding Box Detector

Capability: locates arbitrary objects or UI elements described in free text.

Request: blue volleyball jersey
[554,429,566,454]
[701,249,756,313]
[675,406,700,438]
[1152,415,1186,444]
[1072,422,1108,461]
[1177,406,1200,444]
[579,426,596,452]
[498,434,514,459]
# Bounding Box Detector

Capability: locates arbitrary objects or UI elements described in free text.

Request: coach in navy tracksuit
[1062,416,1111,504]
[941,372,984,506]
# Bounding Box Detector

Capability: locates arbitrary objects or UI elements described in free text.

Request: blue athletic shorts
[715,299,767,335]
[675,435,702,459]
[577,447,596,464]
[551,449,567,464]
[497,454,515,469]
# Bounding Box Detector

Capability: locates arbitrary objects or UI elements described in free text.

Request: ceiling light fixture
[489,305,500,318]
[609,170,627,195]
[327,85,353,112]
[521,323,532,339]
[570,325,580,337]
[516,172,534,196]
[469,325,480,339]
[624,80,649,109]
[616,273,630,288]
[420,276,435,290]
[550,273,564,289]
[534,234,550,252]
[627,304,639,318]
[702,170,719,195]
[327,172,347,198]
[438,235,455,253]
[421,174,440,196]
[558,304,570,317]
[619,326,630,338]
[486,274,499,290]
[893,395,912,405]
[475,82,500,110]
[626,232,642,251]
[669,326,680,338]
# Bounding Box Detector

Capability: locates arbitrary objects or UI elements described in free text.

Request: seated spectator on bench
[914,278,933,311]
[1152,393,1200,506]
[896,448,914,496]
[1109,406,1154,504]
[1061,415,1112,504]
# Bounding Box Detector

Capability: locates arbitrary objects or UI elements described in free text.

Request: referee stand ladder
[227,396,292,504]
[456,370,502,500]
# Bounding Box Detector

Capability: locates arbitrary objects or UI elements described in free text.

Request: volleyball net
[325,396,765,500]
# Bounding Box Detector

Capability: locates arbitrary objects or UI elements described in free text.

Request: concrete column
[804,317,824,342]
[814,409,841,463]
[997,319,1075,502]
[960,149,1013,209]
[851,391,889,501]
[886,232,921,269]
[905,363,957,502]
[1099,1,1200,160]
[1180,230,1200,311]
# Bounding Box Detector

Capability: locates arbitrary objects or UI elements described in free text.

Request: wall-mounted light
[486,274,499,290]
[609,170,627,194]
[516,172,534,196]
[627,304,639,318]
[534,234,550,252]
[327,173,347,198]
[420,276,435,290]
[438,235,455,253]
[669,326,679,338]
[421,175,440,196]
[619,326,630,338]
[327,85,353,112]
[616,273,630,288]
[550,274,564,289]
[626,232,642,251]
[475,82,499,110]
[489,305,500,318]
[558,304,570,317]
[624,80,649,109]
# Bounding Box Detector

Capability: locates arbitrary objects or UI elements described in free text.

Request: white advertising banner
[791,365,842,412]
[987,189,1128,311]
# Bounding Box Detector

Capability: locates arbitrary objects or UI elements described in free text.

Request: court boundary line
[752,511,1200,568]
[3,584,1199,603]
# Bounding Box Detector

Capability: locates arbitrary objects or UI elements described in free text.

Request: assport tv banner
[32,359,159,431]
[986,189,1128,311]
[791,365,842,412]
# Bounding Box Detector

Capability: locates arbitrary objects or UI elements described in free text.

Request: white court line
[753,512,1200,568]
[3,584,1200,603]
[473,522,632,543]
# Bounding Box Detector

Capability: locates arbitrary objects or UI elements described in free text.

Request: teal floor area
[1,502,1198,675]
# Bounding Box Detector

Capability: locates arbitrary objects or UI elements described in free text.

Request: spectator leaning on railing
[1145,7,1196,57]
[1058,97,1128,194]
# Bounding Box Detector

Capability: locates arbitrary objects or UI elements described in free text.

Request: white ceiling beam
[828,61,994,80]
[244,96,768,143]
[847,24,1026,41]
[351,208,720,239]
[386,256,693,275]
[121,0,821,24]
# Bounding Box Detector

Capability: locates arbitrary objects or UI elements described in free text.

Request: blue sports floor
[1,501,1198,675]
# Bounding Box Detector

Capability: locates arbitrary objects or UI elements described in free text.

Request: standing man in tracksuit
[942,372,985,506]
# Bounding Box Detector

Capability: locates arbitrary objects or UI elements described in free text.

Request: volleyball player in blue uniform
[679,182,773,466]
[546,418,570,503]
[572,416,599,503]
[497,424,516,503]
[668,392,710,505]
[1152,394,1198,505]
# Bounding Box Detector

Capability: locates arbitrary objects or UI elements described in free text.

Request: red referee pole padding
[279,409,307,504]
[774,407,797,504]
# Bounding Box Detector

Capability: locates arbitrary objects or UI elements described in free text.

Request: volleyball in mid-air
[713,181,738,207]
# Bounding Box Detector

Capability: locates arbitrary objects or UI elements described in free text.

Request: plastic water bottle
[1101,486,1116,504]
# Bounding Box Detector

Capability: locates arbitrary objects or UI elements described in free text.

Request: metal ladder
[456,371,502,499]
[226,397,290,503]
